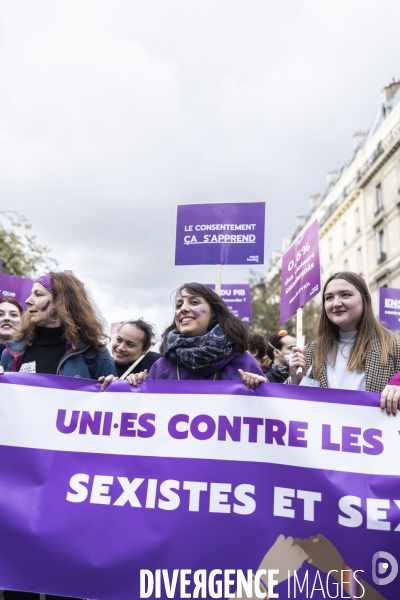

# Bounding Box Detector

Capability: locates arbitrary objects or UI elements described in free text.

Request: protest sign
[0,375,398,599]
[379,287,400,331]
[0,273,34,309]
[110,320,126,341]
[280,219,321,324]
[175,202,265,265]
[206,283,252,322]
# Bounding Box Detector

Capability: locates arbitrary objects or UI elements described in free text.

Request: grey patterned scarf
[164,324,234,371]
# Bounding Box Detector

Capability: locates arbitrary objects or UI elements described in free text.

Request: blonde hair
[313,271,396,379]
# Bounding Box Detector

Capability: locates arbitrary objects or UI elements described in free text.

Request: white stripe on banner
[0,383,398,476]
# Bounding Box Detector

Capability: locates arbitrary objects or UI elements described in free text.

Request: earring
[48,307,60,322]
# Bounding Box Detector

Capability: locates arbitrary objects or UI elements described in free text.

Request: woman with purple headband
[0,272,116,600]
[0,271,116,380]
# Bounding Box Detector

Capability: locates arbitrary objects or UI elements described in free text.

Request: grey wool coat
[304,331,400,393]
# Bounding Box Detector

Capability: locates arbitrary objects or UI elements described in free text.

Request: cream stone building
[268,78,400,315]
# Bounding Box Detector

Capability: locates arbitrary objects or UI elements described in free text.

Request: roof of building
[271,83,400,264]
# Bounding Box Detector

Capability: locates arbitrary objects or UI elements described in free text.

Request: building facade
[268,79,400,316]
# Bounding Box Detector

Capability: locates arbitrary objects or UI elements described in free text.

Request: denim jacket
[1,337,117,379]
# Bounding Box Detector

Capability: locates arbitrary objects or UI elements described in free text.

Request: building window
[329,237,333,260]
[375,184,383,216]
[357,248,363,274]
[377,229,387,264]
[355,208,361,233]
[342,222,347,246]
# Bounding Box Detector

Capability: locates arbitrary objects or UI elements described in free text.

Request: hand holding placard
[289,347,306,384]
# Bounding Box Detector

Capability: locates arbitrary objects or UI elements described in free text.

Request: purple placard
[175,202,265,265]
[0,273,34,310]
[0,376,398,599]
[280,219,321,324]
[206,283,252,322]
[379,287,400,331]
[110,320,125,338]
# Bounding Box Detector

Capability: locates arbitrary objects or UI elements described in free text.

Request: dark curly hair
[160,282,249,356]
[248,333,267,360]
[120,319,156,352]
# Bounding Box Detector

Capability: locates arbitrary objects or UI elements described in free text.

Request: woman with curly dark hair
[125,282,265,389]
[0,271,116,380]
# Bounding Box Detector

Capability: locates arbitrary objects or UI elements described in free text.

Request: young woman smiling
[0,298,23,354]
[288,272,400,415]
[111,319,160,377]
[125,282,266,388]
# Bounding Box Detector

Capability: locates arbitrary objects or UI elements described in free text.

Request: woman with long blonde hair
[288,272,400,415]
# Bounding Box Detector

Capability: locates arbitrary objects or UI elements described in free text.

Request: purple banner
[175,203,265,265]
[379,287,400,331]
[0,375,398,599]
[280,219,321,324]
[0,273,33,310]
[206,283,252,322]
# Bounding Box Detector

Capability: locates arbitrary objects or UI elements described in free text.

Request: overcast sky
[0,0,399,335]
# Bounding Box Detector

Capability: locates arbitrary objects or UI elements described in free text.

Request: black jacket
[266,362,289,384]
[115,351,160,378]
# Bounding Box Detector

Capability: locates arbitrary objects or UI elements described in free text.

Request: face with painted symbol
[25,283,60,328]
[174,289,214,337]
[0,301,22,341]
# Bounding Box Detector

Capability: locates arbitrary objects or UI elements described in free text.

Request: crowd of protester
[1,270,400,413]
[0,270,400,599]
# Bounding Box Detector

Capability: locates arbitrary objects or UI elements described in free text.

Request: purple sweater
[148,352,264,380]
